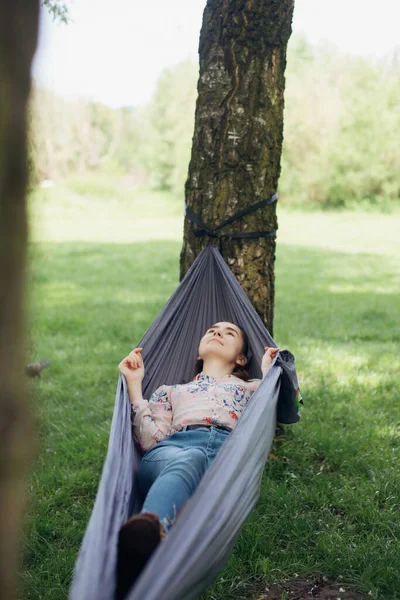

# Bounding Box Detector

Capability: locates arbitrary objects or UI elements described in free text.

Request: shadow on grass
[29,240,399,339]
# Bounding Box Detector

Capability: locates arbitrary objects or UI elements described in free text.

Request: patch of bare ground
[245,576,367,600]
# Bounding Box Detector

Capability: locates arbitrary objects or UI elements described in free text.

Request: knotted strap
[185,192,278,249]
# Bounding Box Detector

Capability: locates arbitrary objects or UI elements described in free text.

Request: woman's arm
[118,348,173,452]
[130,385,173,452]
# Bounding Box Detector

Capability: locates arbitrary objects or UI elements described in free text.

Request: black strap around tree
[184,192,278,251]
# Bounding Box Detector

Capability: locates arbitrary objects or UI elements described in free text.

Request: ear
[236,355,247,367]
[196,356,202,361]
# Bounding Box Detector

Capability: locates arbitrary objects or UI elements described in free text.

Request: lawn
[23,176,400,599]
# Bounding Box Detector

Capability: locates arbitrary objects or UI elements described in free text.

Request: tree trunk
[180,0,294,334]
[0,2,39,598]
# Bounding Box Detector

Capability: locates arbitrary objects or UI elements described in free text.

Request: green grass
[28,173,184,243]
[22,176,400,599]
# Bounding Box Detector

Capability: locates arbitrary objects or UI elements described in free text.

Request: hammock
[69,245,300,600]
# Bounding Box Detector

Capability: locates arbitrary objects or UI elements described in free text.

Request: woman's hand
[118,348,145,383]
[261,346,279,375]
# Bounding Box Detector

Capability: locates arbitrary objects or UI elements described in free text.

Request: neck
[201,357,236,380]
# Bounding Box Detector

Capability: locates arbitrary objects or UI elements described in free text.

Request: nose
[213,331,222,337]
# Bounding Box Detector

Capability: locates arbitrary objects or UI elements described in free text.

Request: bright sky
[33,0,400,108]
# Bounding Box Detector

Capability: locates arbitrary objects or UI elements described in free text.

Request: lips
[209,338,223,345]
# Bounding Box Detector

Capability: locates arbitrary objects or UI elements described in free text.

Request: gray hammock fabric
[69,245,298,600]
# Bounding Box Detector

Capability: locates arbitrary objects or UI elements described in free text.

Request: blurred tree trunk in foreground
[0,2,39,598]
[180,0,294,334]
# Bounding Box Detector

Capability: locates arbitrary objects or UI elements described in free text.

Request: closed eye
[207,328,236,336]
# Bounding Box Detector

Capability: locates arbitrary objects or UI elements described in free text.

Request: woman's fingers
[264,346,279,355]
[125,355,137,367]
[118,348,144,372]
[134,348,144,367]
[126,349,144,369]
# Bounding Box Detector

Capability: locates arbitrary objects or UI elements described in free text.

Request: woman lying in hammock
[116,321,278,599]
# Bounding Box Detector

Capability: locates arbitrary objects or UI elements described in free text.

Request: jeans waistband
[183,424,232,433]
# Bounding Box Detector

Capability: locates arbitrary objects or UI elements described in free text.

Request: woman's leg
[117,445,185,598]
[116,429,229,598]
[138,445,208,532]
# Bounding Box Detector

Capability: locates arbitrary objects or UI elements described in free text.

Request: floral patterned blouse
[131,371,261,452]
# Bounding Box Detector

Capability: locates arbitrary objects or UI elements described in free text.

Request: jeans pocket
[142,445,170,463]
[138,450,169,497]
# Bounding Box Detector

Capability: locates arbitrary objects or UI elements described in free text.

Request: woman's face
[197,321,247,367]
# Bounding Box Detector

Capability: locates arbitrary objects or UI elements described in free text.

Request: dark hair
[195,323,251,382]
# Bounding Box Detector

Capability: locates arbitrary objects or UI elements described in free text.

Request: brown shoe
[115,512,166,600]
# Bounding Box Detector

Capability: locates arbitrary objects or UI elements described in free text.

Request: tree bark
[180,0,294,334]
[0,2,39,598]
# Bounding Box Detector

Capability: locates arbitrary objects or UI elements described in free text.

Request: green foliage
[280,37,400,209]
[133,38,400,208]
[29,87,133,179]
[29,36,400,209]
[22,184,400,599]
[27,112,41,189]
[42,0,69,24]
[133,60,199,193]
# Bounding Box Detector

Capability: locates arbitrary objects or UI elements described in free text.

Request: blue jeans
[137,426,230,532]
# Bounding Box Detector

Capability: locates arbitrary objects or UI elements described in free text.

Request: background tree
[180,0,295,333]
[0,2,39,599]
[141,60,199,193]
